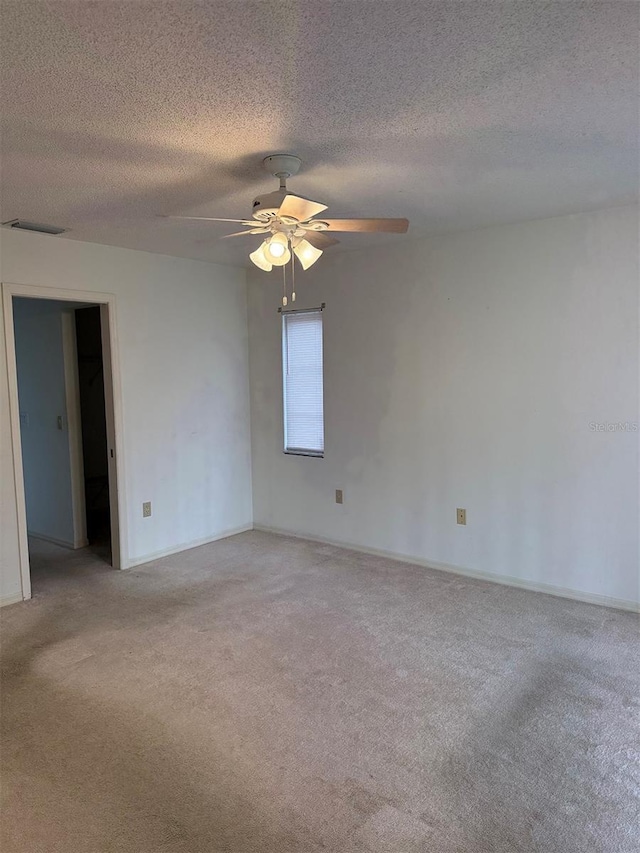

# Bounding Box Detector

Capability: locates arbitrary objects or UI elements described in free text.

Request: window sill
[283,450,324,459]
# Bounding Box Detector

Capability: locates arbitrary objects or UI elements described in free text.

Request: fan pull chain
[282,263,287,307]
[291,251,296,302]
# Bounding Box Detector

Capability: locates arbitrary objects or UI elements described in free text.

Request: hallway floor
[27,536,112,588]
[1,531,639,852]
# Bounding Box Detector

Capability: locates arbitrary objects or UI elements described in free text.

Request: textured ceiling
[1,1,638,267]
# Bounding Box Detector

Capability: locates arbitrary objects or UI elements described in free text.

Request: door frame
[2,282,127,600]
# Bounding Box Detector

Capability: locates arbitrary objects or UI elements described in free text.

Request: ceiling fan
[164,154,409,285]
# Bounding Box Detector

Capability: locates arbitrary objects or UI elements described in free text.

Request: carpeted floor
[1,531,639,853]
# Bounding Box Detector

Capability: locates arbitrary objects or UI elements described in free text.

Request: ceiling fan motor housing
[251,189,288,221]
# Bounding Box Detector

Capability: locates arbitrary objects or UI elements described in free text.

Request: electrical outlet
[142,501,152,518]
[457,508,466,525]
[335,489,343,505]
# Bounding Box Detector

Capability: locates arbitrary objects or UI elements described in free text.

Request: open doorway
[75,306,111,553]
[3,283,124,602]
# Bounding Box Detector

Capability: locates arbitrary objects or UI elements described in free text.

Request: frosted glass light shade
[264,232,291,266]
[293,238,323,270]
[270,246,291,266]
[268,232,288,256]
[249,242,273,271]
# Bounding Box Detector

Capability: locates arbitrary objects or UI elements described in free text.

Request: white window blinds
[282,309,324,456]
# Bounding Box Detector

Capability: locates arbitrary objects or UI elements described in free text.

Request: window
[282,309,324,457]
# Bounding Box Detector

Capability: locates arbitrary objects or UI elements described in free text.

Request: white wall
[1,230,253,602]
[249,206,640,608]
[3,208,637,609]
[13,298,76,546]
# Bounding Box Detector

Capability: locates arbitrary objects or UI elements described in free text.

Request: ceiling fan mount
[262,153,302,180]
[250,154,303,221]
[162,152,408,291]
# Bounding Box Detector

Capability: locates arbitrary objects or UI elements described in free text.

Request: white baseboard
[0,592,26,608]
[253,525,640,613]
[125,524,254,569]
[27,531,88,550]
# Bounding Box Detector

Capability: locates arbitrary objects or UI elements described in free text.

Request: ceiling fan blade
[221,228,270,238]
[320,218,409,233]
[277,194,328,222]
[303,231,340,249]
[160,215,258,225]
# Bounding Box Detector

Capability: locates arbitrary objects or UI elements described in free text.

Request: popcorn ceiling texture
[1,1,638,266]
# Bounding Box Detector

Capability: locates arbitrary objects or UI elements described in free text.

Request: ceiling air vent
[2,219,67,235]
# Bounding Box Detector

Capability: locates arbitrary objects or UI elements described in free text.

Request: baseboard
[0,592,26,608]
[125,524,254,569]
[253,525,640,613]
[27,531,86,550]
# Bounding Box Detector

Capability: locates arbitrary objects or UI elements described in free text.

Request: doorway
[3,283,125,602]
[75,306,111,551]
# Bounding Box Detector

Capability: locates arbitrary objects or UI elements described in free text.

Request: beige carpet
[1,531,638,853]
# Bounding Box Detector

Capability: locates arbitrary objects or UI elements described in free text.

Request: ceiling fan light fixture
[249,243,273,271]
[293,238,323,270]
[267,242,285,259]
[263,232,291,266]
[268,231,288,253]
[269,246,291,266]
